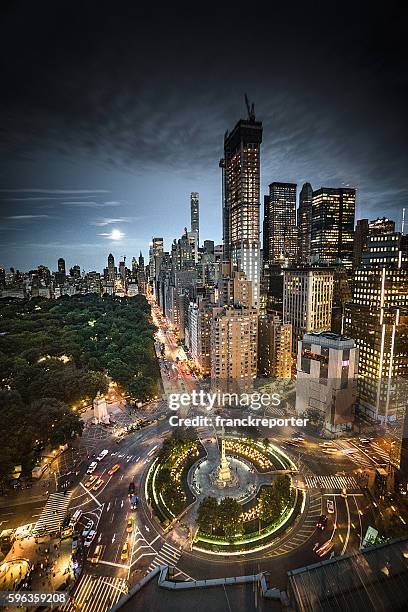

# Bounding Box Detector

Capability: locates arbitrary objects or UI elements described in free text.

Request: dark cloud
[0,1,406,269]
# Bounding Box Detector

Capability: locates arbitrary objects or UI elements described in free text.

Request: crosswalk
[305,474,359,491]
[146,541,191,579]
[32,491,72,535]
[269,490,322,557]
[63,574,127,612]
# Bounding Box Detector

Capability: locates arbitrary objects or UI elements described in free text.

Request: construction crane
[244,93,256,121]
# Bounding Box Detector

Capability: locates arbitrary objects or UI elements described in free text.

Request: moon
[110,228,123,240]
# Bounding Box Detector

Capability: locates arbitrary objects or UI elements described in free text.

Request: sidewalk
[0,534,74,592]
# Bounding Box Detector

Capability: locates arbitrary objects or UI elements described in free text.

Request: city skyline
[0,4,407,271]
[1,4,408,611]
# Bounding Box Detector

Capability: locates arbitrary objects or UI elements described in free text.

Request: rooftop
[287,536,408,612]
[303,331,355,349]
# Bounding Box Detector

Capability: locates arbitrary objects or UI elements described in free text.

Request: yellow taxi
[126,516,133,533]
[91,544,103,564]
[108,463,121,476]
[85,475,98,488]
[121,542,129,560]
[92,478,104,491]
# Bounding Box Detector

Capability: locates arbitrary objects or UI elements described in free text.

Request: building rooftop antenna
[244,93,256,121]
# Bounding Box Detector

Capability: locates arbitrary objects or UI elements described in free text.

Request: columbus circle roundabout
[136,425,323,578]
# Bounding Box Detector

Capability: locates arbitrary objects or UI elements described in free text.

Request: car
[92,478,104,491]
[84,530,97,547]
[87,461,98,474]
[130,494,138,510]
[316,515,328,530]
[91,544,103,564]
[97,449,109,462]
[322,448,337,454]
[71,536,79,553]
[85,475,98,488]
[341,487,347,498]
[108,463,121,476]
[121,542,129,560]
[359,438,371,444]
[82,520,93,537]
[327,499,335,514]
[126,517,133,533]
[69,510,82,526]
[128,481,136,495]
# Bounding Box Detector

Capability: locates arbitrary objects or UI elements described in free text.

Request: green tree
[196,496,219,534]
[258,487,281,522]
[218,497,242,538]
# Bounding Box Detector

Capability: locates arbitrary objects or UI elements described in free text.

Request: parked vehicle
[84,530,97,547]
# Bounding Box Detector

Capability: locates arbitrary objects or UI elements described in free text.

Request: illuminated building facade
[211,305,258,379]
[188,300,212,375]
[297,182,313,264]
[311,187,355,269]
[345,233,408,441]
[353,217,396,267]
[221,112,262,307]
[264,182,297,265]
[107,253,115,281]
[258,312,292,378]
[190,192,199,246]
[283,267,334,351]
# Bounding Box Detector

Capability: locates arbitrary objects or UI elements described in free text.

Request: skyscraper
[345,232,408,429]
[149,237,164,283]
[297,183,313,263]
[190,192,199,246]
[283,268,334,351]
[221,99,262,307]
[353,219,370,268]
[353,217,396,267]
[107,253,115,281]
[311,187,356,269]
[264,182,297,265]
[57,257,66,275]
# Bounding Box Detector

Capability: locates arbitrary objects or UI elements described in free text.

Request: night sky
[0,2,406,272]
